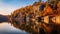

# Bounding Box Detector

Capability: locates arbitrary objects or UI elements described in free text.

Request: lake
[0,23,28,34]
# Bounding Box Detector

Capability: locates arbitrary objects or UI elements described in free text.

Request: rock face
[8,0,60,34]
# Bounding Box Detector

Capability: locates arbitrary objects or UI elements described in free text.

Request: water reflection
[0,23,28,34]
[0,13,60,34]
[11,10,60,34]
[0,15,28,34]
[0,11,60,34]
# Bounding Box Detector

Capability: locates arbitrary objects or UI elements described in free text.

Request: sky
[0,0,39,15]
[0,0,46,33]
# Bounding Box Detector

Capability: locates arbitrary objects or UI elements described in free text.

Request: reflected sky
[0,23,28,34]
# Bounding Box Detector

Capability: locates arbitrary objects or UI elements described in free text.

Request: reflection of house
[52,16,60,24]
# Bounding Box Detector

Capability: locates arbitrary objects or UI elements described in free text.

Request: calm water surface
[0,22,28,34]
